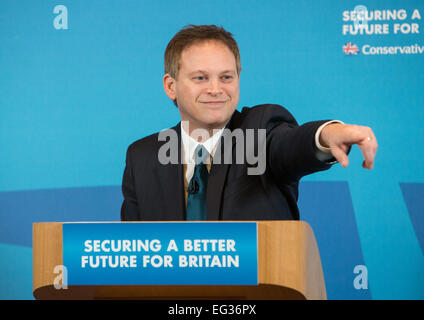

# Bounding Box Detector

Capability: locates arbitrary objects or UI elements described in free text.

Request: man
[121,25,377,221]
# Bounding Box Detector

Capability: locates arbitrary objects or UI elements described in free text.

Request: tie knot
[194,144,209,164]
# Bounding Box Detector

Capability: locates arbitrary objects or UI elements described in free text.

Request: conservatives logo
[343,42,360,55]
[343,43,424,55]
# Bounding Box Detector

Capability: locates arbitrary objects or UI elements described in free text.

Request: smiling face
[163,40,240,136]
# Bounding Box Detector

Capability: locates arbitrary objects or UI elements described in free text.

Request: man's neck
[181,121,227,143]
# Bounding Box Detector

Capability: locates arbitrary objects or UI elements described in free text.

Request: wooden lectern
[33,221,326,300]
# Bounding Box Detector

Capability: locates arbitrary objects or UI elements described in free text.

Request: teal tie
[186,145,209,220]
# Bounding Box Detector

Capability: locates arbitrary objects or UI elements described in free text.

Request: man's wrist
[315,120,344,163]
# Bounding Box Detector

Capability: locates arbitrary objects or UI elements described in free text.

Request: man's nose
[206,78,223,95]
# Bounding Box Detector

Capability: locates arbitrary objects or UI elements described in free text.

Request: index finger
[358,134,378,169]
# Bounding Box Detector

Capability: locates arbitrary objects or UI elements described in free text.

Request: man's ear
[163,73,177,101]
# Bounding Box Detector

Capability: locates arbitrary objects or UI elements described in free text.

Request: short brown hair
[164,25,241,80]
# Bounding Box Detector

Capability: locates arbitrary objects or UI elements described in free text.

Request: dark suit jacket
[121,104,333,221]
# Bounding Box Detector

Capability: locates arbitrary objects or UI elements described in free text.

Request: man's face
[164,40,240,134]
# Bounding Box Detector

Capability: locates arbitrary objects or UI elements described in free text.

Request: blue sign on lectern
[62,222,258,285]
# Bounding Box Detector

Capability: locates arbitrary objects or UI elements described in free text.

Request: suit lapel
[206,113,239,220]
[155,123,185,220]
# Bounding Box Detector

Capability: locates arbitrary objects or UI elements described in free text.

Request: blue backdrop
[0,0,423,299]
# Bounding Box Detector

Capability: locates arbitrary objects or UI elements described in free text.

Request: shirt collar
[181,125,225,164]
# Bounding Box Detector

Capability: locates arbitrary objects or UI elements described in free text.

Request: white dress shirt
[181,126,224,185]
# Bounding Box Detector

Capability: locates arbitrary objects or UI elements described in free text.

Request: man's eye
[222,75,233,80]
[194,76,206,81]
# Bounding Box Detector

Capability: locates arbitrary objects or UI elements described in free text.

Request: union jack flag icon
[343,42,359,55]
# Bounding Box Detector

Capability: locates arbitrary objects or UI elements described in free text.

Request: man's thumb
[331,145,349,168]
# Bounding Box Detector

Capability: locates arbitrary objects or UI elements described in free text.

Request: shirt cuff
[314,120,344,163]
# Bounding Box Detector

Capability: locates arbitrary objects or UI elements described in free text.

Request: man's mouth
[200,101,227,104]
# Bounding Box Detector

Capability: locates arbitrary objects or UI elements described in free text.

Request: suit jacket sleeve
[257,105,333,183]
